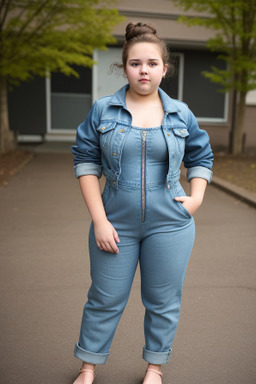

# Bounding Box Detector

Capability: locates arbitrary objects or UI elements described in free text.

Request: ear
[163,64,168,77]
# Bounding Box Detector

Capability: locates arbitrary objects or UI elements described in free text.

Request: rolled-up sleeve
[71,102,102,179]
[183,111,214,183]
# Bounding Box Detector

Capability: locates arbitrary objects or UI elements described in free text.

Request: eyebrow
[128,58,160,62]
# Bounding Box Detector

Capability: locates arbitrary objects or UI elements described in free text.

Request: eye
[131,62,139,67]
[149,62,157,67]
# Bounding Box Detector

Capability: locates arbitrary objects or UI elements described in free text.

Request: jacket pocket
[173,128,189,138]
[97,122,117,149]
[173,127,189,153]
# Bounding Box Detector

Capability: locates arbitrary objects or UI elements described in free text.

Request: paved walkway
[1,148,256,384]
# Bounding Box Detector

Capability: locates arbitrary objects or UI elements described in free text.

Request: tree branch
[15,0,53,38]
[12,0,41,29]
[0,0,8,17]
[0,0,12,29]
[210,2,235,45]
[11,3,66,51]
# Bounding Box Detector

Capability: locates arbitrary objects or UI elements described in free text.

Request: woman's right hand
[94,219,120,254]
[78,175,120,253]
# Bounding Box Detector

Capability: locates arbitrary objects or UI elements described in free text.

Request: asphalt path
[1,152,256,384]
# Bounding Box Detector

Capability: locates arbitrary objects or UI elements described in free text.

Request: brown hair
[111,22,174,77]
[123,22,169,67]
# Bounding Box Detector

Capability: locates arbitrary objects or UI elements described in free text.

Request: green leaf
[0,0,125,83]
[173,0,256,94]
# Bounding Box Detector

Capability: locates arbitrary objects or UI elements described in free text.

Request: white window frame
[46,76,51,134]
[92,49,99,103]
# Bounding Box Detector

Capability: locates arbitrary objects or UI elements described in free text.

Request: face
[124,42,168,97]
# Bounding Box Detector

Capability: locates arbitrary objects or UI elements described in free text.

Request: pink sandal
[143,368,162,383]
[73,368,95,384]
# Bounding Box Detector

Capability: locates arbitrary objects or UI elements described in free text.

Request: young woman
[72,22,213,384]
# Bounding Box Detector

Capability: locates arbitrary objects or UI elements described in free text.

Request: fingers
[174,195,201,216]
[96,229,119,253]
[97,239,119,254]
[94,220,120,254]
[105,239,119,254]
[113,229,120,243]
[174,195,187,203]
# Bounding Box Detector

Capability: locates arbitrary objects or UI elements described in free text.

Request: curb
[211,176,256,209]
[13,153,34,174]
[0,152,34,189]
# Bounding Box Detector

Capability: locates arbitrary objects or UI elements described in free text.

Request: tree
[173,0,256,154]
[0,0,124,153]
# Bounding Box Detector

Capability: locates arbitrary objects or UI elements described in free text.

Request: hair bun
[125,22,157,41]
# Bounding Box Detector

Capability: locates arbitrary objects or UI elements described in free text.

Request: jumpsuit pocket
[177,201,192,218]
[97,122,117,149]
[173,128,189,153]
[172,184,192,219]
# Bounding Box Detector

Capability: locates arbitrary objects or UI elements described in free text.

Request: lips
[139,78,150,82]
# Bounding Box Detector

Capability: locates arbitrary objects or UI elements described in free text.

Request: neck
[126,88,160,104]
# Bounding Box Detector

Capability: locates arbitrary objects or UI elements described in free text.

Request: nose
[140,64,148,74]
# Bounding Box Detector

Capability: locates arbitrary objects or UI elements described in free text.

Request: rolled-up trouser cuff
[143,346,172,364]
[74,343,109,364]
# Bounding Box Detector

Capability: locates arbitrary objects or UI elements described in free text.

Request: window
[162,49,228,122]
[161,53,184,100]
[47,48,228,132]
[50,65,92,131]
[183,50,227,121]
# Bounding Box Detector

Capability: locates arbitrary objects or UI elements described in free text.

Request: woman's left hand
[174,195,203,216]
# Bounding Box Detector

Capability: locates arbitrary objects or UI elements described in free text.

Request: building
[8,0,256,150]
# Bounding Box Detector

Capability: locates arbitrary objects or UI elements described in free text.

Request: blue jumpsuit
[74,125,196,365]
[72,85,213,364]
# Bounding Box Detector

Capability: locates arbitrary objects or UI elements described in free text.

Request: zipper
[141,130,147,223]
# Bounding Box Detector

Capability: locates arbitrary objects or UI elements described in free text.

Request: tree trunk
[230,90,246,155]
[0,75,16,154]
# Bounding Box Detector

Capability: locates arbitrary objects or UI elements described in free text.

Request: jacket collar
[108,84,180,114]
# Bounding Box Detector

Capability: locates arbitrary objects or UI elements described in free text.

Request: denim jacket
[72,85,213,188]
